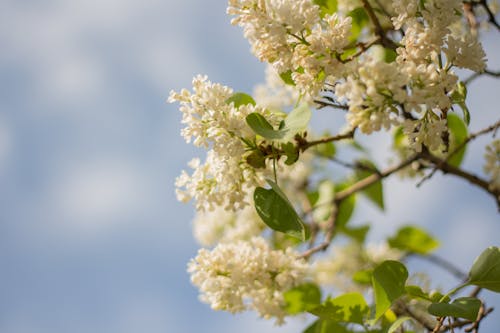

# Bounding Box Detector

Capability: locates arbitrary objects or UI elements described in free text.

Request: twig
[300,207,339,259]
[464,69,500,85]
[300,130,355,150]
[411,253,468,281]
[360,0,398,49]
[420,150,500,209]
[416,120,500,188]
[433,317,446,333]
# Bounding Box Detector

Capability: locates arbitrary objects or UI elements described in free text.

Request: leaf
[313,180,335,223]
[387,225,439,255]
[355,160,384,210]
[245,150,266,169]
[303,319,350,333]
[352,270,373,285]
[468,246,500,292]
[225,92,256,108]
[284,283,322,314]
[282,142,299,165]
[254,180,307,240]
[388,316,413,333]
[313,0,338,17]
[383,48,397,63]
[451,81,470,125]
[279,70,296,86]
[347,7,369,41]
[310,293,369,324]
[335,182,356,228]
[245,104,311,141]
[405,285,432,301]
[372,260,408,321]
[428,297,481,321]
[446,113,468,168]
[315,141,336,158]
[341,224,370,243]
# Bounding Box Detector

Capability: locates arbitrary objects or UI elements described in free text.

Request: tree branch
[360,0,398,49]
[464,68,500,85]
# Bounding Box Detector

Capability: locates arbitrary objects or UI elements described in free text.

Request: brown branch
[417,119,500,188]
[478,0,500,31]
[300,154,419,258]
[420,150,500,209]
[360,0,398,49]
[433,317,446,333]
[300,130,355,150]
[464,68,500,85]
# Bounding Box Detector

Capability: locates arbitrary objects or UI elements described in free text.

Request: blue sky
[0,1,499,332]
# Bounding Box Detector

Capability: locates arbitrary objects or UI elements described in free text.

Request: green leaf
[313,0,338,17]
[310,293,369,324]
[225,92,256,108]
[304,319,350,333]
[279,70,296,86]
[468,246,500,292]
[254,180,307,240]
[347,7,369,41]
[387,225,439,255]
[313,180,335,223]
[405,285,432,301]
[428,297,481,321]
[446,113,468,168]
[383,48,397,63]
[282,142,299,165]
[341,224,370,243]
[284,283,322,314]
[245,150,266,169]
[372,260,408,321]
[388,316,413,333]
[335,182,356,228]
[353,269,373,285]
[355,160,384,210]
[451,81,470,125]
[245,104,311,141]
[315,141,336,158]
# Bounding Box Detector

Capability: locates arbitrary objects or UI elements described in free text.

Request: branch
[300,130,355,150]
[300,154,419,258]
[417,119,500,188]
[410,253,468,281]
[478,0,500,31]
[360,0,398,49]
[420,150,500,209]
[464,68,500,85]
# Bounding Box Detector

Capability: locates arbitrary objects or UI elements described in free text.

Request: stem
[300,130,355,150]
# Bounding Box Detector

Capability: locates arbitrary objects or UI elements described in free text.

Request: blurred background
[0,1,499,332]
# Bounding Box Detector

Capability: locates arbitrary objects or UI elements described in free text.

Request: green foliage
[371,260,408,321]
[225,92,256,107]
[310,293,369,324]
[246,104,311,141]
[446,113,468,167]
[335,182,357,228]
[313,180,335,223]
[245,150,267,168]
[341,224,370,243]
[387,316,413,333]
[451,81,470,125]
[282,142,300,165]
[387,225,439,255]
[313,0,338,17]
[468,246,500,292]
[428,297,481,321]
[347,7,369,41]
[284,283,322,314]
[304,319,351,333]
[315,140,336,158]
[254,180,307,240]
[354,160,384,210]
[279,70,296,86]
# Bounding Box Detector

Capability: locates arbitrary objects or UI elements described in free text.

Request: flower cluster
[192,202,264,247]
[314,241,403,292]
[169,75,277,211]
[484,139,500,191]
[228,0,352,97]
[188,237,308,324]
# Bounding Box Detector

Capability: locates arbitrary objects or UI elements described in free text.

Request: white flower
[445,34,487,72]
[193,203,264,246]
[188,237,308,324]
[484,140,500,191]
[313,241,402,292]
